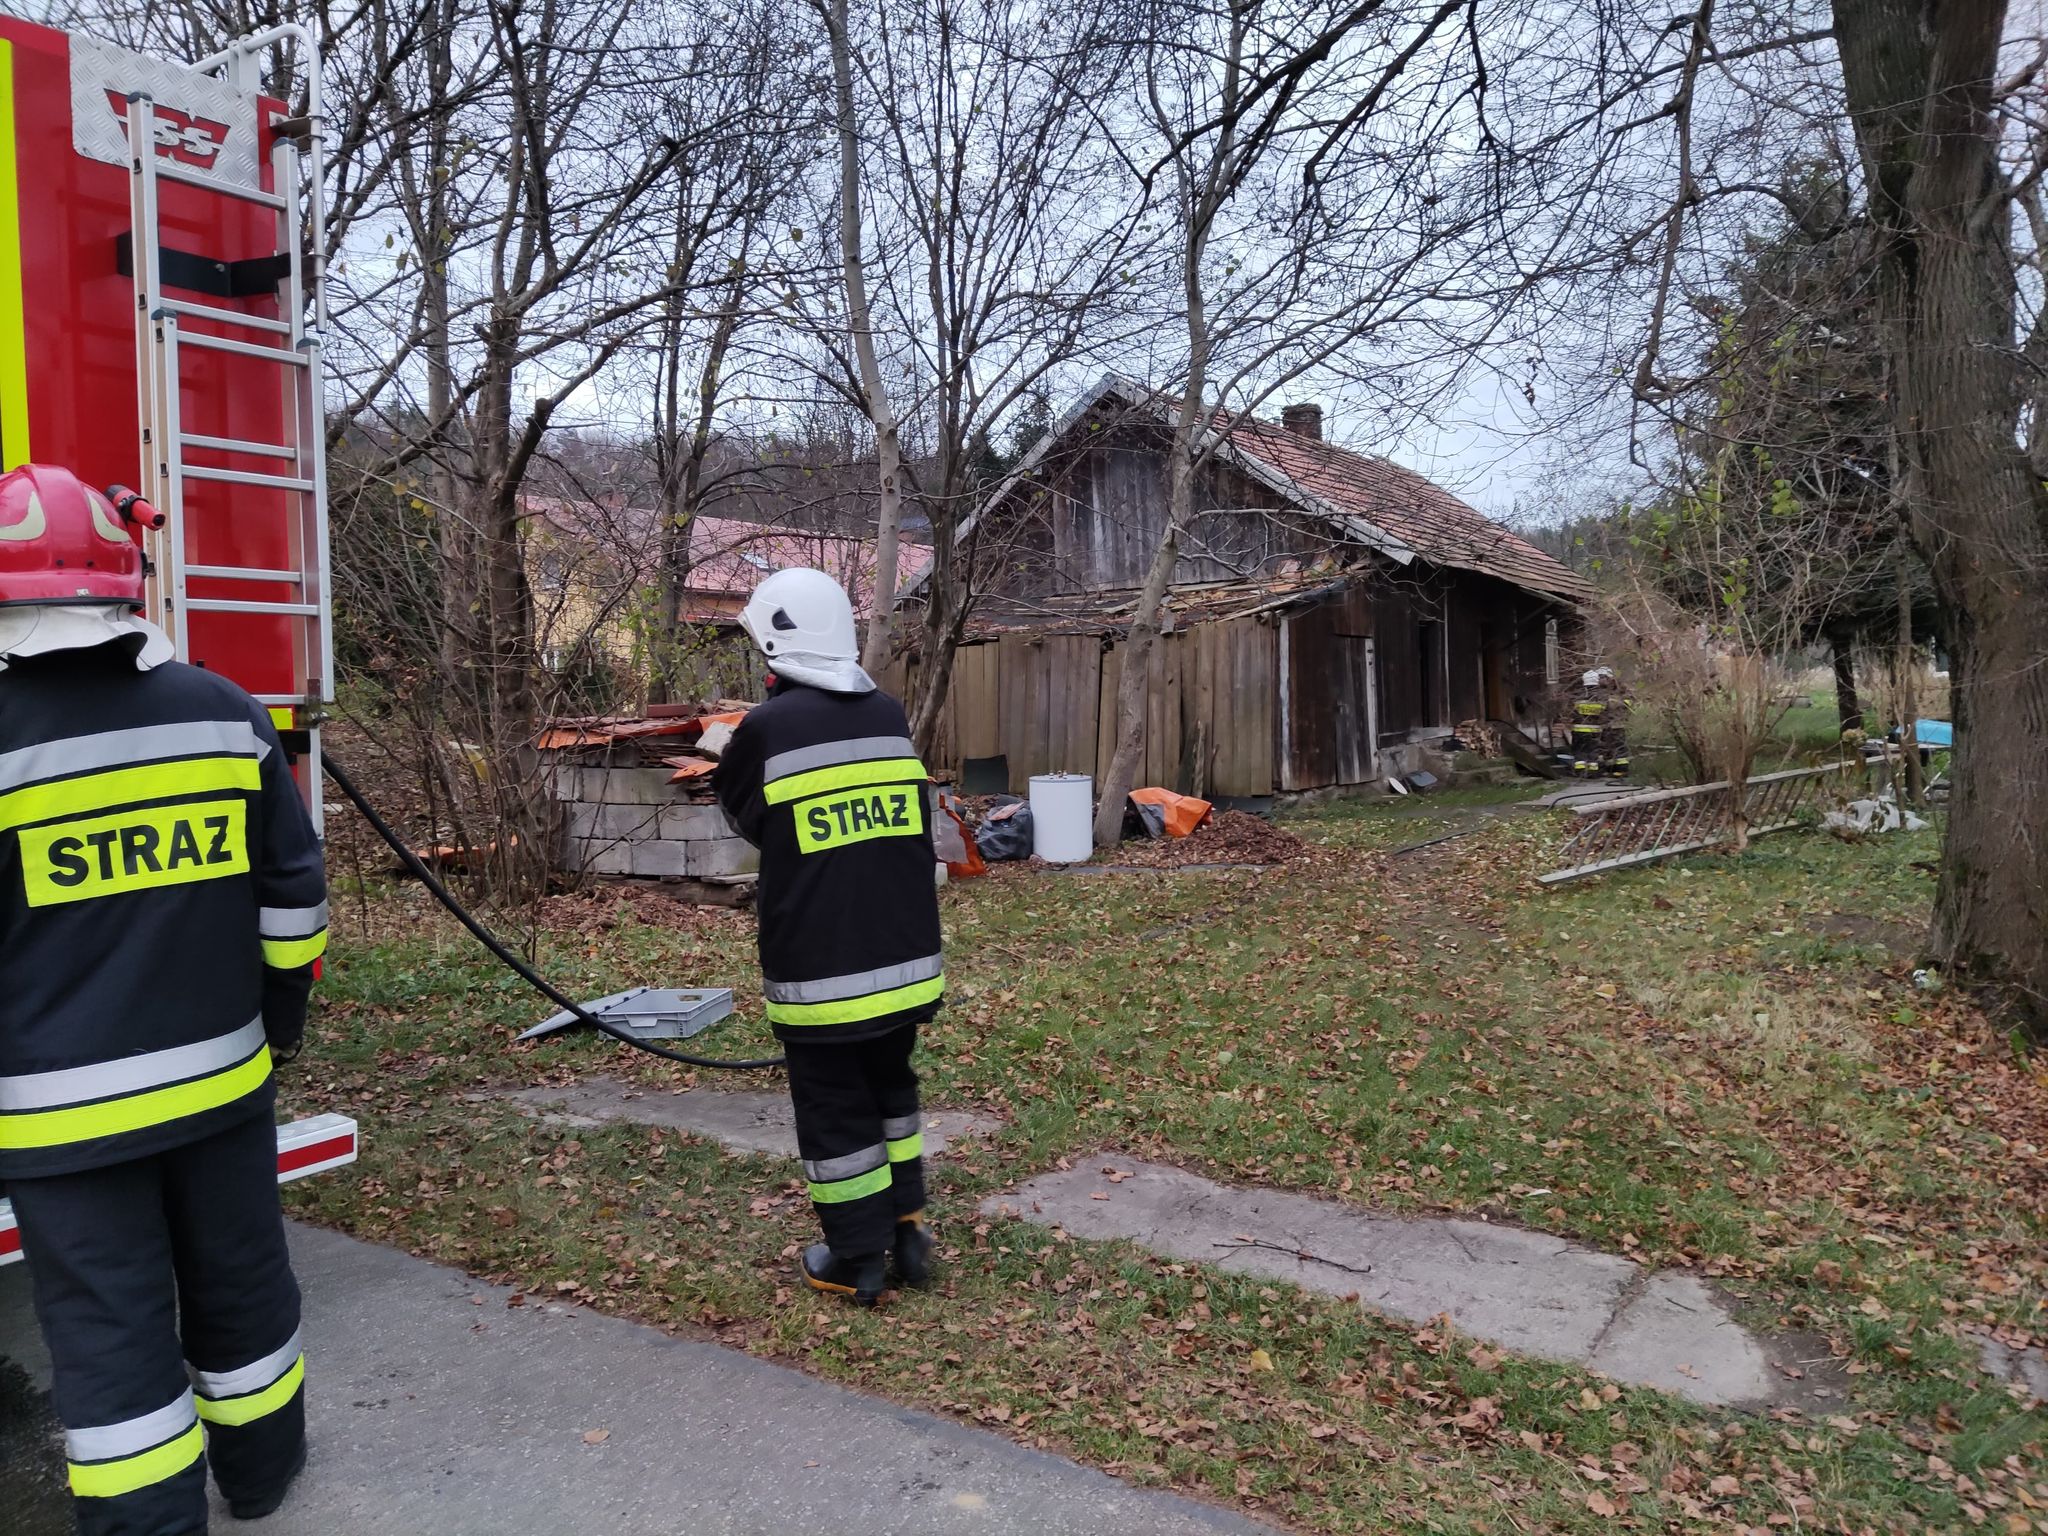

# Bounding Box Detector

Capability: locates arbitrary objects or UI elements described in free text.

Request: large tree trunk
[1833,0,2048,1037]
[1092,512,1183,847]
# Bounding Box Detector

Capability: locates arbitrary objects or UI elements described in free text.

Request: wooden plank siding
[903,572,1567,800]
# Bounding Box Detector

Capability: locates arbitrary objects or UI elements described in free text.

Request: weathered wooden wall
[1279,585,1377,791]
[916,616,1277,798]
[892,575,1574,799]
[1029,447,1321,594]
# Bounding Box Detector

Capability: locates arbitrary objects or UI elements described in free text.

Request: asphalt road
[1,1222,1275,1535]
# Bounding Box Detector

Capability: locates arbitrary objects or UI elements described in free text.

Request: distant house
[524,499,931,688]
[894,375,1588,798]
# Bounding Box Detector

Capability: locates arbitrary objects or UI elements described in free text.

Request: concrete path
[986,1158,1835,1411]
[1981,1337,2048,1402]
[496,1078,1003,1158]
[1,1223,1273,1536]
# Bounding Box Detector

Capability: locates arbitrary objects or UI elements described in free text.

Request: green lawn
[286,799,2045,1533]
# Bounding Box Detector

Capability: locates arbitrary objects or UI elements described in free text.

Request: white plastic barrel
[1029,773,1094,863]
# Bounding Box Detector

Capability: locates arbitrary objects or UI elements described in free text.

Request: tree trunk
[820,0,904,673]
[1833,0,2048,1036]
[1828,626,1861,734]
[1092,514,1182,847]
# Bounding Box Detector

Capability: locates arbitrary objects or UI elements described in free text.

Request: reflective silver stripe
[0,1018,265,1112]
[65,1390,196,1463]
[258,901,329,939]
[800,1144,887,1184]
[881,1114,921,1142]
[192,1328,302,1400]
[762,953,945,1006]
[0,720,268,795]
[762,735,917,786]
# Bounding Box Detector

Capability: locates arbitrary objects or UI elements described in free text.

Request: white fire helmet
[738,566,876,694]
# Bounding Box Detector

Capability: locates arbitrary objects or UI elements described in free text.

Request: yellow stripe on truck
[0,42,27,469]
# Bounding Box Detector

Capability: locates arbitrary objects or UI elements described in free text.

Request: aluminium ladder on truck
[0,16,335,827]
[126,24,335,832]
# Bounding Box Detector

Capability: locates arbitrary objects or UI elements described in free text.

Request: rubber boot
[229,1442,308,1520]
[889,1211,934,1290]
[800,1243,886,1306]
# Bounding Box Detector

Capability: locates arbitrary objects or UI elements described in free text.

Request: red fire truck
[0,18,353,1262]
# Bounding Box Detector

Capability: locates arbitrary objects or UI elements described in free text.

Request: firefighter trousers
[783,1024,925,1260]
[7,1110,305,1536]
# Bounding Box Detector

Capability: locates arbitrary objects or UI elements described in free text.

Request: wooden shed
[895,376,1589,799]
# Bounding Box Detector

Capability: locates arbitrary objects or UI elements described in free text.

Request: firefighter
[713,568,942,1306]
[0,465,326,1532]
[1569,667,1630,780]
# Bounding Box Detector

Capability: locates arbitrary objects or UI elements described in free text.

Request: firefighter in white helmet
[0,465,325,1531]
[713,568,942,1304]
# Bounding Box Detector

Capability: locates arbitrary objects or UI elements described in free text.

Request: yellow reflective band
[0,1047,271,1151]
[764,975,944,1028]
[763,757,926,807]
[261,930,328,969]
[886,1133,923,1162]
[196,1356,304,1427]
[794,784,923,855]
[68,1422,204,1500]
[17,799,249,909]
[0,756,261,832]
[267,708,294,731]
[807,1164,892,1204]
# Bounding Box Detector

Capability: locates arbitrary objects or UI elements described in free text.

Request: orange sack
[1128,787,1214,839]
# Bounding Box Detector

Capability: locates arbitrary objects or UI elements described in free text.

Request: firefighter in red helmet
[0,465,326,1532]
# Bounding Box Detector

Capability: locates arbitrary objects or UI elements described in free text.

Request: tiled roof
[936,374,1589,607]
[1217,413,1592,604]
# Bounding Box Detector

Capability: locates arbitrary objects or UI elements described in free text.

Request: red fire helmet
[0,464,148,609]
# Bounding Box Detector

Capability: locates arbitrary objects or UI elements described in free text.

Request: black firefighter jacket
[713,681,943,1044]
[0,644,329,1180]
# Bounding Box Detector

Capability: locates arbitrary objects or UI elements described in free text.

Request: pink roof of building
[522,495,931,620]
[680,517,933,622]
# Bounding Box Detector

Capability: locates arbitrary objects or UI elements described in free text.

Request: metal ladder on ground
[123,30,332,727]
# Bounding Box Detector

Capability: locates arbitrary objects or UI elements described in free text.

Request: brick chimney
[1281,402,1324,442]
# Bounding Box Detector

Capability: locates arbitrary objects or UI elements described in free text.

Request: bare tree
[811,0,910,674]
[1093,0,1575,844]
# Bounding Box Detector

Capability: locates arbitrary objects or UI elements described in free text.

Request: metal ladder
[123,39,332,722]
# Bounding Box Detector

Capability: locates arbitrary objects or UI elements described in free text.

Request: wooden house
[894,376,1589,800]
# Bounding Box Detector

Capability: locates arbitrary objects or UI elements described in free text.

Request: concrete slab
[1980,1337,2048,1402]
[1,1222,1273,1536]
[984,1158,1788,1409]
[1587,1272,1774,1408]
[496,1078,1002,1160]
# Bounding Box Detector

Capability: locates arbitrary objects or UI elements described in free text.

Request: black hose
[320,753,784,1070]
